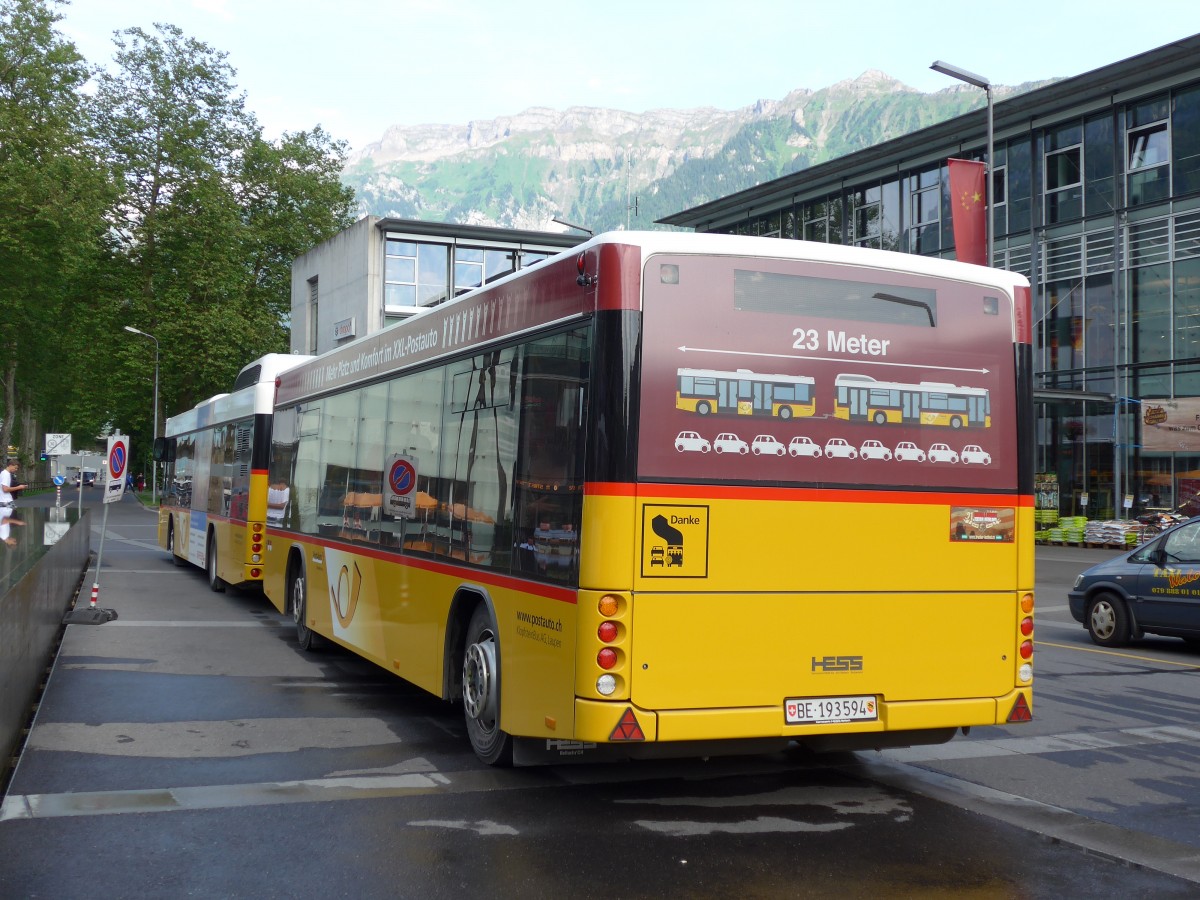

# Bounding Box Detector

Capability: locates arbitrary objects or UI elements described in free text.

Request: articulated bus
[156,353,311,591]
[261,232,1035,765]
[833,373,991,428]
[676,367,816,419]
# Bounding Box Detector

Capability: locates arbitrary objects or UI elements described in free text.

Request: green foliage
[0,5,355,473]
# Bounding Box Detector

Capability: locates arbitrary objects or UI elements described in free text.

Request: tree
[89,24,355,463]
[0,0,112,461]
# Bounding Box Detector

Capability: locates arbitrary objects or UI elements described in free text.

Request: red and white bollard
[89,583,99,608]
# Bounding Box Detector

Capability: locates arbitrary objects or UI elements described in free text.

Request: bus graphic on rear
[833,373,990,429]
[677,367,816,420]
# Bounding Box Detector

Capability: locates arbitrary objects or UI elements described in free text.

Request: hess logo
[811,655,863,673]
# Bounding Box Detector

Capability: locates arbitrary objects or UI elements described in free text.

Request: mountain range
[341,71,1045,234]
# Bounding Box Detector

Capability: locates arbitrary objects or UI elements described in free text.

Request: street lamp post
[931,60,994,268]
[124,325,160,506]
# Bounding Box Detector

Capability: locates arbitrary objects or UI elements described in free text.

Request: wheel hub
[463,638,498,722]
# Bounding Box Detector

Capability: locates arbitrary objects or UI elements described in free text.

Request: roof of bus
[578,231,1030,292]
[165,353,312,436]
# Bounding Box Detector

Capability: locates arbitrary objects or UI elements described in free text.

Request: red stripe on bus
[266,531,577,605]
[585,481,1033,507]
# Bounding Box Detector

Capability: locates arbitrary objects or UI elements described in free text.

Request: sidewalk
[0,491,418,896]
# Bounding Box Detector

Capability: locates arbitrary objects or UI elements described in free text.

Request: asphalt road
[0,497,1196,898]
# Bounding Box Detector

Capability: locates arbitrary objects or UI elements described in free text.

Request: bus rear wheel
[291,565,319,651]
[206,532,226,592]
[462,605,512,766]
[167,523,183,566]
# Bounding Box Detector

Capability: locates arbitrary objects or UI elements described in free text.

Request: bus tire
[696,402,711,416]
[167,522,183,566]
[462,605,512,766]
[778,407,792,420]
[873,411,887,425]
[206,532,226,592]
[291,562,319,651]
[1087,592,1131,647]
[950,416,963,429]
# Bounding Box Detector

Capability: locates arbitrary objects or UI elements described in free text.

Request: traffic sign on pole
[105,434,129,504]
[45,433,72,456]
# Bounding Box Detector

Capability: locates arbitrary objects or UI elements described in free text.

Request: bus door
[752,381,769,414]
[902,390,921,423]
[848,386,869,419]
[969,395,987,425]
[719,378,736,413]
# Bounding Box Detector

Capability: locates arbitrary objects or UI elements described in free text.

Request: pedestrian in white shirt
[0,460,26,507]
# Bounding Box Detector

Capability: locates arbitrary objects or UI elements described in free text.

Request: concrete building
[290,217,584,357]
[661,35,1200,521]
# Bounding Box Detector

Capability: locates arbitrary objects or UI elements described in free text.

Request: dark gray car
[1068,516,1200,648]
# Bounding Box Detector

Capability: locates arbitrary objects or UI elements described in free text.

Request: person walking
[0,459,27,507]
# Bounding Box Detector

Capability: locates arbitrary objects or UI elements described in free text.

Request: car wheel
[700,445,710,453]
[1087,592,1132,647]
[462,604,512,766]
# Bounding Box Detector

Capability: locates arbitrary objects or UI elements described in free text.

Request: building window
[1083,112,1116,215]
[454,246,518,296]
[384,238,450,312]
[989,163,1007,239]
[849,186,881,248]
[909,167,941,255]
[801,198,838,243]
[1045,123,1083,224]
[1127,96,1170,206]
[1173,83,1200,197]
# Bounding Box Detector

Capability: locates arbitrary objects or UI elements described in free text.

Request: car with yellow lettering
[1068,516,1200,649]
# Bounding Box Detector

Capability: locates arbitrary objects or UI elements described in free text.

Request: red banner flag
[947,158,987,266]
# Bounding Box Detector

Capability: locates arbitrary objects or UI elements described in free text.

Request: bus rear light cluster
[595,593,626,694]
[251,522,265,558]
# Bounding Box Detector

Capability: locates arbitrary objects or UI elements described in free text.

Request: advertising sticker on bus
[104,434,128,505]
[385,454,418,518]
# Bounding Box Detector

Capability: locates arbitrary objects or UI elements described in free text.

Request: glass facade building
[661,36,1200,520]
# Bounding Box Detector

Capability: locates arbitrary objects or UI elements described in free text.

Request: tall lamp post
[931,60,994,268]
[124,325,160,506]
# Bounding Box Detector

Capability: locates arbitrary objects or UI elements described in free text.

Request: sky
[55,0,1198,154]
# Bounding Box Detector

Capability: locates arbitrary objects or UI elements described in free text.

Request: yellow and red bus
[262,232,1035,765]
[156,353,311,591]
[676,367,817,419]
[833,373,991,428]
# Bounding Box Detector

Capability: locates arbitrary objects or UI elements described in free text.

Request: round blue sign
[53,475,66,486]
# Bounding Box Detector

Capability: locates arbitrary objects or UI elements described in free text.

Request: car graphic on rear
[713,433,749,454]
[824,438,858,459]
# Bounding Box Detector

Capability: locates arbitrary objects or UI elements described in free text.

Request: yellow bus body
[265,486,1032,749]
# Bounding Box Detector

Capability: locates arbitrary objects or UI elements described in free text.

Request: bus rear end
[563,238,1033,759]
